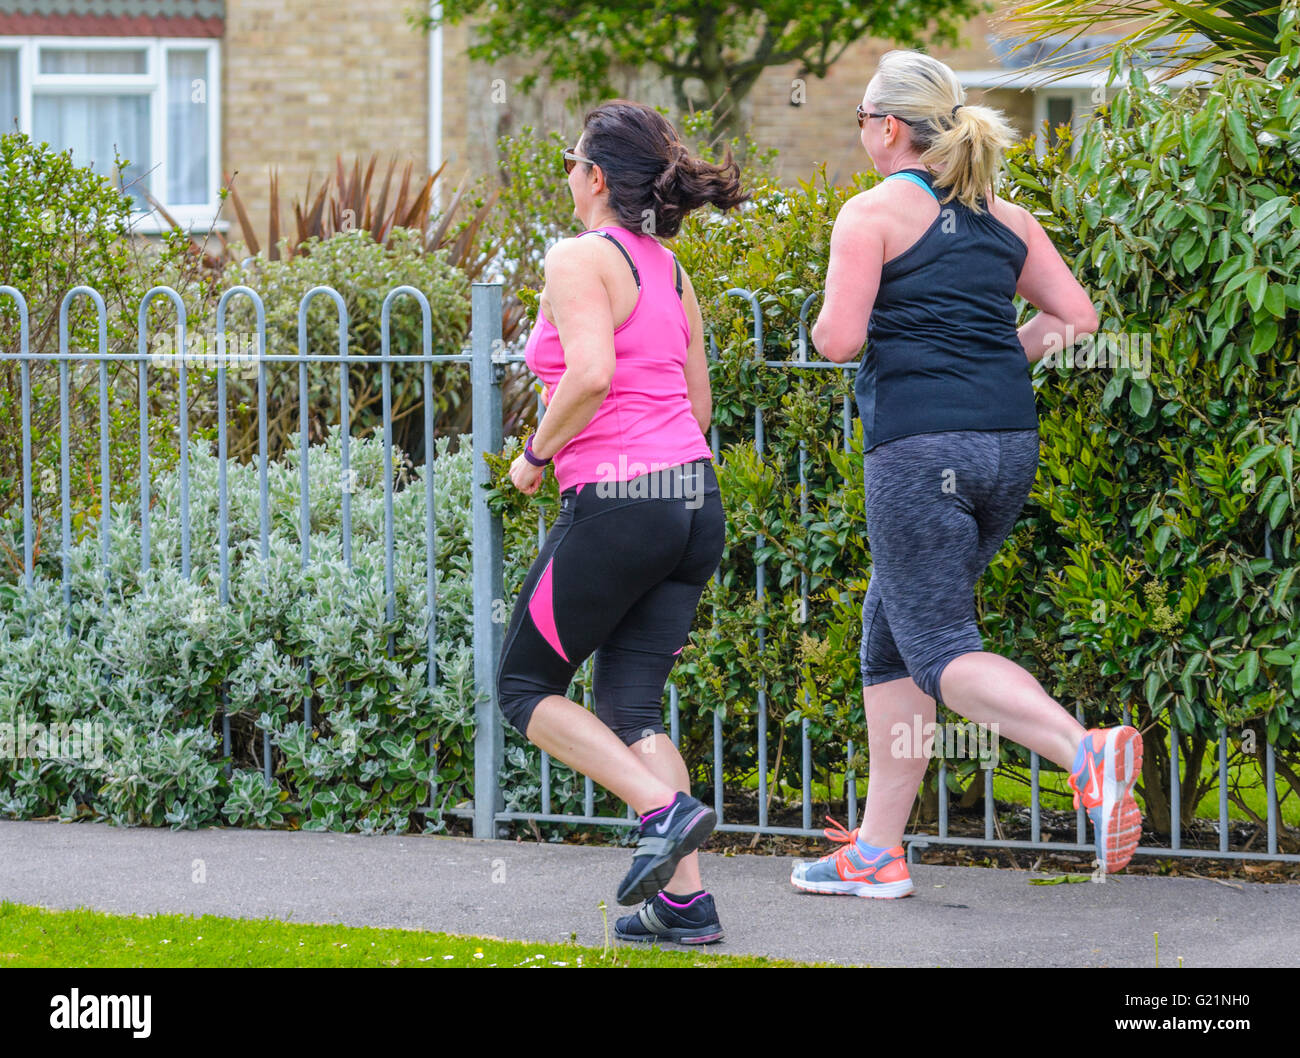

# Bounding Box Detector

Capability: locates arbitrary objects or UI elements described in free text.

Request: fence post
[471,283,505,839]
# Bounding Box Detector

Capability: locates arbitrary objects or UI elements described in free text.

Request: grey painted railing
[0,280,1292,865]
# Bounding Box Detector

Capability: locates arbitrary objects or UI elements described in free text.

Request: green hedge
[1000,56,1300,832]
[216,228,470,462]
[0,131,198,580]
[487,59,1300,838]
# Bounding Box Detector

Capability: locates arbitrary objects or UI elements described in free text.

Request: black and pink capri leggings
[496,458,724,744]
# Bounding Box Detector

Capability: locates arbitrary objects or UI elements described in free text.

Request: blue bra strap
[883,170,939,201]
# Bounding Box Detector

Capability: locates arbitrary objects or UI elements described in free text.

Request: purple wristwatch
[523,433,551,467]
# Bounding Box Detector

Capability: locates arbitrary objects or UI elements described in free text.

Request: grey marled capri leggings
[860,428,1041,701]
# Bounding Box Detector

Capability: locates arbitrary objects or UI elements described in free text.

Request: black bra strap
[581,229,683,301]
[592,230,640,288]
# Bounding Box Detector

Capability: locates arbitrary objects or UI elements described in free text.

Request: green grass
[743,740,1300,828]
[988,757,1298,828]
[0,901,828,968]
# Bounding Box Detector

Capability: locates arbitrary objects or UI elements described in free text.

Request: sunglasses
[856,104,917,129]
[562,147,597,174]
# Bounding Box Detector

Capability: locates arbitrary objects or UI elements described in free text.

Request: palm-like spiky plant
[147,154,499,280]
[996,0,1296,79]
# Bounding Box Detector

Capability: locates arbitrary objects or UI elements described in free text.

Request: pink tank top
[522,225,713,493]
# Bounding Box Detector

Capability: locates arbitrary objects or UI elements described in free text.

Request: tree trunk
[1138,720,1211,835]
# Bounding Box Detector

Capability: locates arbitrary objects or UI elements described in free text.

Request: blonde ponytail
[868,50,1018,214]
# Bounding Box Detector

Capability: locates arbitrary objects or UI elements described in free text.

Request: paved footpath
[2,819,1297,967]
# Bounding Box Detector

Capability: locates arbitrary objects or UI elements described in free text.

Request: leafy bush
[0,131,197,582]
[997,48,1300,834]
[216,228,470,462]
[0,427,480,831]
[485,58,1300,842]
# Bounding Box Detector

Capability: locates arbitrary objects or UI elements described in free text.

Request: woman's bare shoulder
[543,234,599,270]
[986,194,1033,245]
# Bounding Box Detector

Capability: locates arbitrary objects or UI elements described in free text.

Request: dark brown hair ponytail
[580,100,749,238]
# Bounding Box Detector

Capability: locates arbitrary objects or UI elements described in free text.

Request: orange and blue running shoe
[790,817,914,898]
[1069,725,1144,873]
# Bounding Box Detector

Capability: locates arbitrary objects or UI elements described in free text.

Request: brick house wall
[222,3,1048,236]
[434,7,1043,205]
[745,13,1036,186]
[222,0,430,245]
[0,1,1088,237]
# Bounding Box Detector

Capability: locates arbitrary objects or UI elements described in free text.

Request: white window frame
[0,34,223,233]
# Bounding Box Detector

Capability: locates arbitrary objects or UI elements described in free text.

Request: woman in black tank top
[794,50,1145,900]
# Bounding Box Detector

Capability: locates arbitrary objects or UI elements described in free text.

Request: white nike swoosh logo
[654,803,679,835]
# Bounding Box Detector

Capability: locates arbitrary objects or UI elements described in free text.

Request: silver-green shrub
[0,426,478,832]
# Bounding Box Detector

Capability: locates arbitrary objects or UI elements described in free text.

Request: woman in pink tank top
[496,100,748,941]
[521,222,713,493]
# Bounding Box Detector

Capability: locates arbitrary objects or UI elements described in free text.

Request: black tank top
[853,167,1038,451]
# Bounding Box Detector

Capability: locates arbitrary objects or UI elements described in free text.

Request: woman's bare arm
[812,193,884,363]
[679,266,711,435]
[1012,205,1099,362]
[527,238,617,460]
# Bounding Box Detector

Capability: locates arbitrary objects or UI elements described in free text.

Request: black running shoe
[616,791,716,906]
[615,891,724,945]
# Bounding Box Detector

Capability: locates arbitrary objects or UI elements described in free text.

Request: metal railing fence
[0,280,1293,864]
